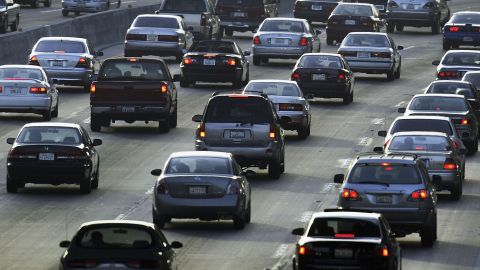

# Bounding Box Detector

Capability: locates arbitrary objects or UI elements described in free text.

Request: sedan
[0,65,59,121]
[6,122,102,193]
[443,11,480,50]
[151,151,252,230]
[125,14,194,62]
[326,3,384,45]
[294,0,342,23]
[338,32,402,81]
[62,0,120,17]
[243,80,311,139]
[28,37,103,92]
[59,220,183,270]
[252,17,321,65]
[290,53,354,104]
[180,40,250,88]
[462,70,480,91]
[432,50,480,80]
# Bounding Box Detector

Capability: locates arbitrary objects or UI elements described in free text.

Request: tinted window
[427,82,472,95]
[17,127,82,145]
[333,4,373,16]
[166,157,231,174]
[463,73,480,89]
[451,13,480,24]
[392,119,453,136]
[190,41,236,54]
[133,17,179,28]
[78,226,153,249]
[244,82,301,97]
[35,40,86,53]
[99,61,166,80]
[162,0,206,12]
[409,96,468,112]
[349,164,421,184]
[442,52,480,66]
[388,135,450,151]
[0,68,44,81]
[204,96,273,123]
[260,20,304,32]
[343,34,389,47]
[297,55,342,68]
[308,218,380,238]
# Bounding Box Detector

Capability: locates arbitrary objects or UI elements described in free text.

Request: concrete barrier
[0,4,160,65]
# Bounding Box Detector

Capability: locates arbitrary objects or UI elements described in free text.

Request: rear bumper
[386,11,435,26]
[91,106,170,120]
[253,45,308,59]
[346,59,394,73]
[294,10,330,23]
[43,67,93,86]
[297,257,389,270]
[181,66,242,82]
[428,171,460,191]
[278,111,309,130]
[0,96,52,113]
[7,161,91,184]
[220,20,261,31]
[443,33,480,46]
[124,41,183,56]
[298,82,350,98]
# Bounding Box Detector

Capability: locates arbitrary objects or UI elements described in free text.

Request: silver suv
[334,153,440,247]
[192,92,286,179]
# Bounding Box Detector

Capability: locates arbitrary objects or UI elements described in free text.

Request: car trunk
[9,144,85,164]
[258,32,304,47]
[91,81,168,106]
[294,67,344,83]
[300,238,384,262]
[395,0,430,10]
[268,95,305,112]
[339,46,392,62]
[347,183,424,209]
[0,79,42,97]
[204,122,271,147]
[35,53,83,69]
[328,14,374,27]
[162,175,233,198]
[126,27,180,43]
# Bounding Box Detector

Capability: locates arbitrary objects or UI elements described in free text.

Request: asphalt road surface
[0,0,479,269]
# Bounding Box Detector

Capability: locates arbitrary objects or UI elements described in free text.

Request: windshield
[133,17,179,28]
[392,119,454,136]
[204,96,272,124]
[333,4,373,16]
[388,135,450,152]
[35,40,86,53]
[409,96,468,112]
[349,164,421,184]
[244,82,300,97]
[442,52,480,66]
[0,68,44,81]
[451,13,480,24]
[190,41,236,54]
[297,55,342,68]
[343,34,389,47]
[308,218,380,238]
[78,226,153,249]
[166,157,231,174]
[260,20,304,32]
[17,127,81,145]
[162,0,206,12]
[99,61,166,81]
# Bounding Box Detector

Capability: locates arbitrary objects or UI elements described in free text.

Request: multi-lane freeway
[0,0,479,269]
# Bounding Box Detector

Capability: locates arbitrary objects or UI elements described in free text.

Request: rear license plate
[233,12,246,17]
[51,60,64,67]
[9,88,24,95]
[376,195,392,203]
[230,130,245,139]
[273,38,289,45]
[311,4,322,10]
[463,36,473,42]
[189,186,207,195]
[203,58,216,65]
[39,153,54,161]
[407,4,415,9]
[345,20,356,25]
[312,74,326,80]
[334,248,353,258]
[375,5,385,11]
[357,52,370,58]
[147,34,158,41]
[121,106,135,113]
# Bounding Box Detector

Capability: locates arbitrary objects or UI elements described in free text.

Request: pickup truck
[0,0,20,34]
[155,0,221,40]
[90,57,179,133]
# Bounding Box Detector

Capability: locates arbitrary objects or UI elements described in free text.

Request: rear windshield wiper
[355,181,390,187]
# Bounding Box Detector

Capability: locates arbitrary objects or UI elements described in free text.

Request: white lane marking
[298,211,314,223]
[145,187,154,195]
[41,8,62,13]
[115,214,127,220]
[322,183,335,193]
[358,137,372,146]
[337,159,352,168]
[122,0,137,3]
[272,244,290,259]
[83,117,91,124]
[402,46,415,50]
[395,101,408,108]
[371,118,385,125]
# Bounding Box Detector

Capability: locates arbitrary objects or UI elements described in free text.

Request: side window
[80,127,92,145]
[417,162,431,185]
[380,217,392,237]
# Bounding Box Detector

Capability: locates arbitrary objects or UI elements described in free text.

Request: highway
[0,0,480,269]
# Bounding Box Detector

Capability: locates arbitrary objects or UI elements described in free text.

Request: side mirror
[59,240,71,248]
[432,60,440,66]
[151,169,162,176]
[6,138,15,144]
[373,146,384,153]
[378,130,387,137]
[252,29,258,34]
[170,241,183,249]
[172,74,181,82]
[192,114,203,122]
[462,132,470,138]
[333,174,344,184]
[397,45,404,50]
[243,169,256,178]
[291,228,305,236]
[432,175,442,188]
[397,107,406,113]
[243,50,251,56]
[96,51,104,57]
[315,29,322,35]
[92,139,102,146]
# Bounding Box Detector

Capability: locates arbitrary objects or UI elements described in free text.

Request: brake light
[126,33,145,41]
[183,58,193,65]
[198,122,206,139]
[253,36,261,45]
[388,1,399,8]
[298,245,308,255]
[0,86,2,93]
[460,118,469,125]
[67,259,98,268]
[438,71,458,78]
[228,94,248,98]
[338,51,357,57]
[423,2,435,9]
[300,37,308,46]
[30,87,47,94]
[338,73,346,80]
[76,57,90,68]
[269,125,276,141]
[226,179,239,194]
[157,180,168,194]
[278,103,303,111]
[452,140,459,149]
[379,246,389,257]
[90,83,96,94]
[161,83,168,93]
[335,233,355,238]
[443,158,457,170]
[449,26,460,32]
[409,189,428,200]
[129,58,138,62]
[291,72,301,81]
[8,149,36,159]
[227,58,236,66]
[29,55,40,65]
[372,52,391,59]
[200,13,207,26]
[341,188,359,200]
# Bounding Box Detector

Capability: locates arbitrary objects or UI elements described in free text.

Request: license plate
[312,74,326,80]
[121,106,135,113]
[463,36,473,42]
[311,4,322,10]
[334,248,353,258]
[376,5,385,11]
[345,20,356,25]
[189,186,206,195]
[147,34,158,41]
[230,130,245,139]
[357,52,370,58]
[233,12,246,17]
[407,4,415,9]
[273,38,289,45]
[203,58,216,65]
[39,153,54,161]
[376,195,392,203]
[10,88,24,95]
[51,60,63,67]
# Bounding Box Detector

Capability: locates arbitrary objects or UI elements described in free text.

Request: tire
[386,22,395,33]
[431,19,440,34]
[442,41,451,51]
[420,214,437,247]
[62,10,69,17]
[90,114,101,132]
[245,199,251,224]
[6,176,18,193]
[79,176,92,194]
[117,0,121,8]
[326,36,334,45]
[153,212,167,229]
[169,105,177,128]
[106,0,111,10]
[243,70,250,86]
[387,68,395,81]
[268,160,282,179]
[233,209,247,230]
[91,168,99,189]
[343,91,353,105]
[42,110,52,121]
[396,24,404,32]
[253,56,261,66]
[10,15,19,32]
[225,28,233,37]
[395,63,401,79]
[450,180,462,200]
[261,57,269,64]
[158,118,170,133]
[297,125,310,139]
[0,17,8,34]
[179,76,190,87]
[44,0,51,7]
[466,140,476,155]
[74,11,80,16]
[83,83,91,93]
[52,100,59,118]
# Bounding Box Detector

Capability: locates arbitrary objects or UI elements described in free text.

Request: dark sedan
[432,50,480,80]
[291,53,355,104]
[294,0,342,23]
[443,11,480,51]
[6,122,102,194]
[180,40,250,88]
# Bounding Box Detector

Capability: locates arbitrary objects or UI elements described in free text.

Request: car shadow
[0,113,44,122]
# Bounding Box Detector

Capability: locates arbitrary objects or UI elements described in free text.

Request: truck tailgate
[91,81,168,106]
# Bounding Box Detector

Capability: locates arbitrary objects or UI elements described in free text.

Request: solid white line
[41,8,62,13]
[145,187,154,195]
[122,0,137,3]
[272,244,290,259]
[114,214,126,220]
[371,118,385,125]
[322,183,335,193]
[297,211,314,223]
[403,46,415,50]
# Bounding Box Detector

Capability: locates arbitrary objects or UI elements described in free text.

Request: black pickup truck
[90,57,179,133]
[0,0,20,34]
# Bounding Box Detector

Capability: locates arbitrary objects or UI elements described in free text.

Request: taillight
[423,2,435,9]
[183,58,193,65]
[269,125,276,141]
[300,37,308,46]
[298,245,309,255]
[30,87,47,94]
[377,246,389,257]
[338,51,356,57]
[338,72,347,81]
[76,57,90,68]
[341,188,360,200]
[291,72,301,81]
[443,158,457,170]
[226,179,239,194]
[460,118,469,125]
[8,149,36,159]
[200,13,207,26]
[449,26,460,32]
[198,122,206,139]
[438,71,458,78]
[279,103,303,111]
[126,33,145,40]
[161,83,168,93]
[126,260,159,268]
[90,83,96,94]
[157,180,168,194]
[227,58,236,66]
[335,233,355,238]
[253,36,261,45]
[452,140,459,149]
[409,189,428,200]
[29,55,40,66]
[388,1,399,8]
[0,86,3,93]
[67,259,98,268]
[372,52,391,59]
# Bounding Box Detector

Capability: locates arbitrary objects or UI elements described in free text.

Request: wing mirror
[315,29,322,35]
[6,138,15,144]
[432,60,440,66]
[378,130,387,137]
[244,50,251,56]
[170,241,183,249]
[397,107,406,113]
[192,114,203,122]
[334,174,344,184]
[59,240,71,248]
[397,45,404,50]
[92,139,102,146]
[172,74,181,82]
[432,175,442,189]
[242,169,256,178]
[373,146,384,153]
[151,169,162,176]
[291,228,305,236]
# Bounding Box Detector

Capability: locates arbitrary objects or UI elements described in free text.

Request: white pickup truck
[156,0,222,40]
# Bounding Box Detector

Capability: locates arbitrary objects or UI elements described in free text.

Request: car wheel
[6,176,18,193]
[0,16,8,34]
[233,208,247,230]
[44,0,51,7]
[83,83,91,92]
[10,15,19,32]
[179,76,190,87]
[395,63,401,79]
[343,91,353,105]
[169,105,177,128]
[396,24,404,31]
[261,57,269,64]
[153,212,168,229]
[387,68,395,81]
[386,22,395,33]
[420,214,437,247]
[42,110,52,121]
[158,118,170,133]
[62,10,69,17]
[326,36,334,45]
[243,70,250,86]
[90,114,101,132]
[253,56,261,66]
[74,11,80,16]
[431,19,440,34]
[106,0,111,10]
[466,140,476,155]
[297,125,310,140]
[450,180,462,200]
[268,159,282,179]
[225,28,233,37]
[245,199,251,223]
[79,176,92,194]
[52,100,59,118]
[117,0,121,8]
[442,42,450,51]
[91,165,99,189]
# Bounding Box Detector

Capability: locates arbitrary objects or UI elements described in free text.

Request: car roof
[213,92,269,100]
[394,115,451,121]
[413,93,465,99]
[137,14,181,20]
[103,56,167,63]
[263,17,307,23]
[355,153,417,164]
[337,2,375,7]
[346,32,388,37]
[453,11,480,15]
[169,151,231,159]
[247,79,297,84]
[80,220,155,229]
[444,50,480,55]
[301,53,342,57]
[310,211,381,220]
[391,131,448,137]
[0,65,44,70]
[37,37,87,43]
[430,80,471,85]
[22,122,81,129]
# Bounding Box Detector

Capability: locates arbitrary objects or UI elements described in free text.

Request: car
[252,17,321,66]
[28,37,103,92]
[290,53,355,104]
[326,3,384,45]
[62,0,121,17]
[243,80,311,138]
[151,151,252,229]
[378,131,466,200]
[156,0,221,40]
[355,0,389,14]
[0,0,20,34]
[14,0,50,8]
[386,0,450,34]
[291,210,401,270]
[442,11,480,50]
[215,0,279,36]
[432,50,480,80]
[90,57,179,132]
[399,94,479,154]
[0,65,59,121]
[192,92,286,179]
[334,153,439,247]
[6,122,102,194]
[58,220,183,270]
[124,15,194,62]
[293,0,343,24]
[180,40,250,88]
[462,71,480,91]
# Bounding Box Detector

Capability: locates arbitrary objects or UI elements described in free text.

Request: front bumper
[298,81,350,98]
[124,41,183,57]
[0,96,52,113]
[43,67,93,86]
[91,106,170,121]
[253,45,308,59]
[386,11,435,27]
[181,66,242,83]
[7,161,91,184]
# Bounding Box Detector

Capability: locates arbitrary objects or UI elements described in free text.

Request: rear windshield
[297,55,342,68]
[308,218,380,238]
[0,68,44,81]
[190,41,237,54]
[442,52,480,66]
[451,13,480,24]
[349,164,421,185]
[35,40,86,53]
[409,96,468,112]
[216,0,264,5]
[427,82,471,94]
[343,34,389,47]
[99,61,166,81]
[16,127,81,145]
[388,135,450,152]
[78,226,153,249]
[166,157,231,174]
[333,4,373,16]
[204,96,273,124]
[392,119,453,136]
[244,82,301,97]
[260,20,305,32]
[133,17,179,29]
[162,0,206,12]
[463,73,480,89]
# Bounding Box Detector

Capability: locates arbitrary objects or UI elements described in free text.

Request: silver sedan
[61,0,120,16]
[0,65,58,121]
[125,14,194,62]
[252,17,321,66]
[243,80,311,139]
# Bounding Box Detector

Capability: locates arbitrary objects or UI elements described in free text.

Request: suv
[192,92,286,179]
[385,0,450,34]
[215,0,279,37]
[334,153,440,247]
